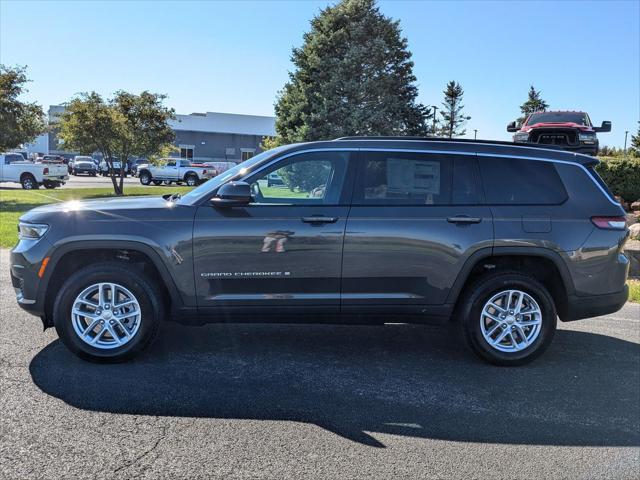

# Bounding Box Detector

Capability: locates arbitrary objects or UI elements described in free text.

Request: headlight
[18,222,49,240]
[514,132,529,142]
[579,133,596,142]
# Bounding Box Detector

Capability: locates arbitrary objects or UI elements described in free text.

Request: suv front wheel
[53,263,164,362]
[458,272,557,366]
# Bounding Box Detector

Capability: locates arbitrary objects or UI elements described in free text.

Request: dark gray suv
[10,138,630,365]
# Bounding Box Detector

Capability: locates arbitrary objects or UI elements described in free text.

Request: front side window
[248,151,350,205]
[166,161,176,167]
[479,157,567,205]
[355,152,452,205]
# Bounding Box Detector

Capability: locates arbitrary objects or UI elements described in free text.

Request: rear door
[341,150,493,312]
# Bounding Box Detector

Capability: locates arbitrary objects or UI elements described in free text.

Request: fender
[445,246,576,305]
[38,239,187,312]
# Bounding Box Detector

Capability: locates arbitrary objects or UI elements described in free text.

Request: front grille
[530,129,578,146]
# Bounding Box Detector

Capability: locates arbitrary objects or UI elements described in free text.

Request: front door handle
[301,216,338,224]
[447,215,482,224]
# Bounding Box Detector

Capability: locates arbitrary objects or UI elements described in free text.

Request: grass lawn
[628,279,640,303]
[0,186,192,249]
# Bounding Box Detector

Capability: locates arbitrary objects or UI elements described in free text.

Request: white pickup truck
[0,153,69,189]
[137,159,214,187]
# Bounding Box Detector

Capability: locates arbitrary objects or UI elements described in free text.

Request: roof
[322,136,598,166]
[169,111,276,136]
[530,110,586,114]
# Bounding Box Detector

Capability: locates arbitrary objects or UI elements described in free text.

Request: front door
[341,150,493,313]
[193,150,354,314]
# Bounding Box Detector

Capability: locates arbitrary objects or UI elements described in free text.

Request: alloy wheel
[71,282,142,349]
[479,289,542,352]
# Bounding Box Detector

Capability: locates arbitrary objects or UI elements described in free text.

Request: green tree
[438,80,469,138]
[630,124,640,157]
[58,91,175,195]
[0,65,46,151]
[273,0,430,144]
[518,85,549,125]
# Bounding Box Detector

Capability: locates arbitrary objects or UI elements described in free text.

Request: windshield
[177,146,290,205]
[526,112,589,126]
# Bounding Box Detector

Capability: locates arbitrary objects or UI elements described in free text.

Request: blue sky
[1,0,638,147]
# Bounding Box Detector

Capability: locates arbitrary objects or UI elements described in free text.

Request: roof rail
[333,136,565,151]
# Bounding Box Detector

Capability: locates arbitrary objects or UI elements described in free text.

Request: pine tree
[273,0,430,143]
[630,124,640,156]
[438,81,469,138]
[518,85,549,125]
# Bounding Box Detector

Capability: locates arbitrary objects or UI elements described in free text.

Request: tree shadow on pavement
[29,322,640,448]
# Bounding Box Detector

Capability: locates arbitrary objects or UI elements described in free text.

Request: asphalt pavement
[1,249,639,479]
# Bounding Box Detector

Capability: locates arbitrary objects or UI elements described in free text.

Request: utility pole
[474,129,478,140]
[624,130,629,153]
[431,106,438,135]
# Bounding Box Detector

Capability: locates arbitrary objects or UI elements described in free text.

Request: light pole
[431,106,438,135]
[474,129,478,140]
[624,130,629,153]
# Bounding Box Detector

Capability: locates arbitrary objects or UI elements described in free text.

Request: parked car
[99,158,129,176]
[137,159,214,186]
[507,111,611,156]
[129,158,149,176]
[71,157,97,176]
[1,152,69,189]
[10,138,630,364]
[267,171,285,187]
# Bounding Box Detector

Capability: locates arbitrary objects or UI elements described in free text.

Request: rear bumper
[562,285,629,321]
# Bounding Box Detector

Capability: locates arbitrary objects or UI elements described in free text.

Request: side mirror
[506,120,519,133]
[211,181,252,207]
[593,121,611,133]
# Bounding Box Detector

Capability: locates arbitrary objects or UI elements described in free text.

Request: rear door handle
[447,215,482,224]
[301,216,338,224]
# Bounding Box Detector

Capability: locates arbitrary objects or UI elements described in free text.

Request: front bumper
[10,239,51,318]
[562,285,629,321]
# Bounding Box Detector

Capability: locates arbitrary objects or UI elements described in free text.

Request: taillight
[591,216,627,230]
[43,167,49,175]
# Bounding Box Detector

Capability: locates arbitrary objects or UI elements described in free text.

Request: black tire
[43,181,57,189]
[91,172,97,177]
[53,263,164,363]
[185,174,198,187]
[456,272,557,366]
[139,171,151,185]
[152,180,163,186]
[21,174,38,190]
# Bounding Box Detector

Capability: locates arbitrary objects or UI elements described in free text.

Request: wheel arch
[40,240,184,327]
[448,247,575,321]
[183,171,199,181]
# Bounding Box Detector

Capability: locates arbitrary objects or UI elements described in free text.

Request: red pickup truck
[507,111,611,155]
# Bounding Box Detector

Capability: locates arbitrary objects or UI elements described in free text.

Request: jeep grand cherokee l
[507,111,611,155]
[10,138,630,365]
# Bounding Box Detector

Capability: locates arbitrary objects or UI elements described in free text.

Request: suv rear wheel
[53,263,164,362]
[457,272,557,366]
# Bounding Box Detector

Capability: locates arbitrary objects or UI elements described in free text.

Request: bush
[596,156,640,202]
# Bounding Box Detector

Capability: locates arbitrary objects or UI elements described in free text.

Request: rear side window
[479,157,567,205]
[587,166,616,202]
[355,152,452,205]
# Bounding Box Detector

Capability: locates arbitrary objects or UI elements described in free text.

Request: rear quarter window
[479,157,567,205]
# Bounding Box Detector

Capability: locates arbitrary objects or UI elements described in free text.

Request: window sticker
[386,158,440,195]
